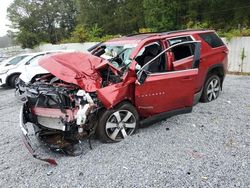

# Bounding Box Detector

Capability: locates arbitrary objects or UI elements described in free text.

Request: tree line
[7,0,250,48]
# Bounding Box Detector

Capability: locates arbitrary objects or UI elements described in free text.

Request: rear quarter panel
[192,33,228,92]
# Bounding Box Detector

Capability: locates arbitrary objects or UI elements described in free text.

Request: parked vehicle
[0,51,70,88]
[0,56,7,63]
[17,50,75,94]
[19,29,228,164]
[0,54,32,87]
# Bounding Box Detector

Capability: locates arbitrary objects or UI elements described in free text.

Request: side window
[8,55,27,65]
[135,42,166,73]
[137,41,201,79]
[28,55,44,66]
[199,33,224,48]
[169,36,193,45]
[167,36,194,61]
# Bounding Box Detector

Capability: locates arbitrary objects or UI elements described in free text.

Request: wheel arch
[114,99,134,108]
[205,63,225,88]
[96,99,139,143]
[97,99,135,119]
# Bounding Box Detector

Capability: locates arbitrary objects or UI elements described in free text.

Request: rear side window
[167,36,194,61]
[199,33,224,48]
[169,36,193,46]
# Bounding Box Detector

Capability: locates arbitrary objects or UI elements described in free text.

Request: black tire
[96,102,139,143]
[9,74,20,88]
[200,74,221,103]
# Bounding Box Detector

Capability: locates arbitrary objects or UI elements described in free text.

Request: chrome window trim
[148,68,198,76]
[166,35,195,45]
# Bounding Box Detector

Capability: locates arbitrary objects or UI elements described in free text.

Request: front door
[135,41,201,117]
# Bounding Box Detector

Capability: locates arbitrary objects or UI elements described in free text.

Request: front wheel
[9,74,20,88]
[96,102,139,143]
[200,75,221,102]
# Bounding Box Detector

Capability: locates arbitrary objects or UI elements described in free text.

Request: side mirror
[137,70,148,84]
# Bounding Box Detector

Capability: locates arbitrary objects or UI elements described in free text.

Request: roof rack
[126,29,209,37]
[161,28,209,35]
[125,32,158,37]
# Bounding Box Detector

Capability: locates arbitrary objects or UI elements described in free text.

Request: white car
[0,53,32,87]
[17,50,75,95]
[18,54,49,84]
[19,50,75,84]
[0,50,71,88]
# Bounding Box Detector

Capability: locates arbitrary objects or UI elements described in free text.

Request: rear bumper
[19,105,57,165]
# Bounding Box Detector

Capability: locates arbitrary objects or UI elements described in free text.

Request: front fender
[97,80,135,109]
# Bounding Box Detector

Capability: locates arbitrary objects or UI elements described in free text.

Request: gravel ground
[0,75,249,188]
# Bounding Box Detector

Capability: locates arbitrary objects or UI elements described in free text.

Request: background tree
[7,0,250,48]
[8,0,77,48]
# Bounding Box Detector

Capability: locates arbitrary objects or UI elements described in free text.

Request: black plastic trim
[139,107,192,127]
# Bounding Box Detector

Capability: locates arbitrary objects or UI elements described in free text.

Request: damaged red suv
[20,29,228,163]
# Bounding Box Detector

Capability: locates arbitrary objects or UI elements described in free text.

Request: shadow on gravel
[0,86,14,91]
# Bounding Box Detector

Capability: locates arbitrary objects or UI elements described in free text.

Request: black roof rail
[125,29,210,37]
[126,32,158,37]
[162,28,209,35]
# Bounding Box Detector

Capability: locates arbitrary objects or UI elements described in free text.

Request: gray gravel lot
[0,75,249,188]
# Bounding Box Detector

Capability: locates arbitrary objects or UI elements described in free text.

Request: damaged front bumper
[18,77,101,164]
[19,105,58,165]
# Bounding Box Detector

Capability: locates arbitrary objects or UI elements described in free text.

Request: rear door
[135,41,201,117]
[166,36,195,71]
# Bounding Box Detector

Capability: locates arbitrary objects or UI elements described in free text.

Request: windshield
[100,44,137,69]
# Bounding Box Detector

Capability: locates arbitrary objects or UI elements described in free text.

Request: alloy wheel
[207,78,220,101]
[105,110,136,141]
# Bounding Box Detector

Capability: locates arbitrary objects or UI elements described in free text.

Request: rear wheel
[96,102,139,143]
[201,74,221,102]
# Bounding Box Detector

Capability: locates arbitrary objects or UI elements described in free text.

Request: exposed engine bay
[18,42,139,164]
[20,54,127,164]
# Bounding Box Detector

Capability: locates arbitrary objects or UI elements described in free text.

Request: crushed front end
[20,75,101,164]
[18,49,136,164]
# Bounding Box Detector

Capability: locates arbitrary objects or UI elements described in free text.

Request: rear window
[199,33,224,48]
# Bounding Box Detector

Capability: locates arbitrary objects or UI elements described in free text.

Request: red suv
[20,29,228,163]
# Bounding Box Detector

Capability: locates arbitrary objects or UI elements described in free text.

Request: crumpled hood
[39,52,104,92]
